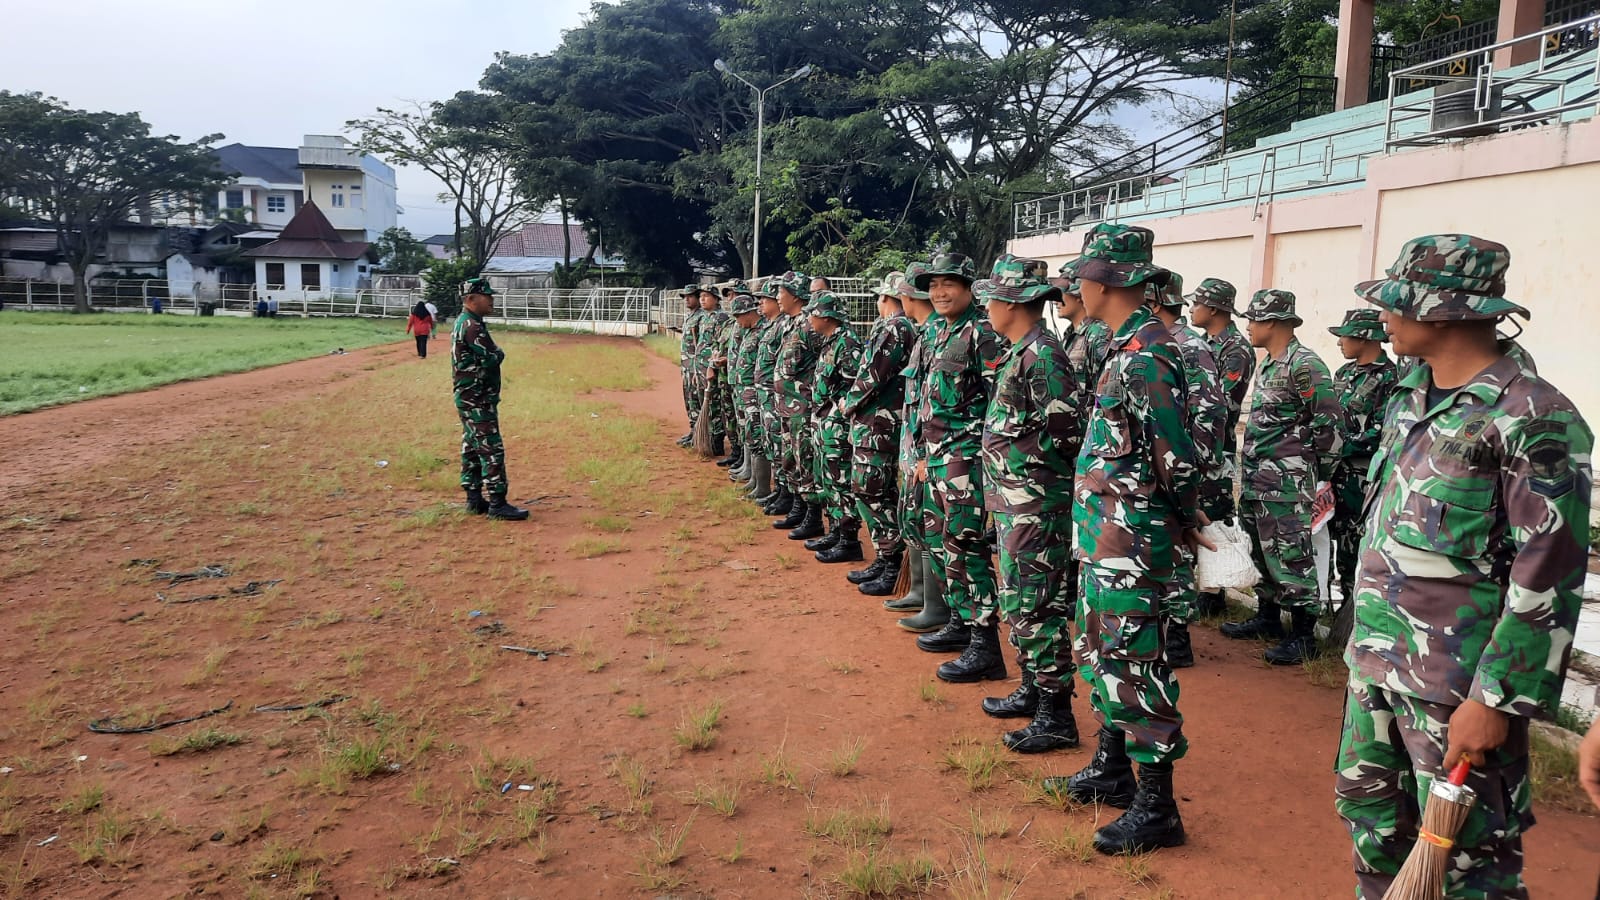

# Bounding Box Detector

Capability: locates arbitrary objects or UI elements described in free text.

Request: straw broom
[1382,759,1476,900]
[691,373,716,457]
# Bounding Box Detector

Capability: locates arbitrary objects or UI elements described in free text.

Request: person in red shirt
[406,301,435,358]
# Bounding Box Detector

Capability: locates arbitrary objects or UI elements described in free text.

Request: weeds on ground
[632,812,696,891]
[70,807,139,867]
[56,783,106,816]
[1531,728,1592,813]
[1302,652,1348,689]
[761,743,801,791]
[835,847,938,897]
[150,726,246,756]
[941,737,1013,791]
[626,701,648,718]
[830,736,867,777]
[688,780,740,818]
[673,700,724,751]
[966,805,1013,840]
[919,681,945,705]
[1035,823,1095,864]
[804,801,892,848]
[569,535,626,559]
[613,756,653,815]
[1112,853,1158,888]
[824,657,860,675]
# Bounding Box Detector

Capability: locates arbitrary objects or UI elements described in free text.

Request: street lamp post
[714,59,814,280]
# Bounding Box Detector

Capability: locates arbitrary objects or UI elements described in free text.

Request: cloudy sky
[0,0,592,237]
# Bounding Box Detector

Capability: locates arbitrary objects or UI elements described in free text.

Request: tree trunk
[72,265,91,314]
[561,196,572,267]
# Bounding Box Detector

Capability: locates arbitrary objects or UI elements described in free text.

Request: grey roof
[421,233,456,246]
[214,144,302,186]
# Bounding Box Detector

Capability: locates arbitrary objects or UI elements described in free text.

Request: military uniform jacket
[1241,338,1341,502]
[774,314,822,417]
[681,309,706,372]
[811,327,863,425]
[1347,355,1592,719]
[451,310,503,401]
[732,322,762,390]
[1334,353,1399,470]
[1074,307,1201,573]
[1207,321,1255,438]
[1062,318,1113,419]
[754,315,785,394]
[842,315,916,455]
[901,318,939,468]
[1170,319,1229,475]
[982,322,1080,515]
[916,303,1007,469]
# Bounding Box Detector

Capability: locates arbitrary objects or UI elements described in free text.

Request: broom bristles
[1382,772,1476,900]
[691,381,715,457]
[891,554,914,597]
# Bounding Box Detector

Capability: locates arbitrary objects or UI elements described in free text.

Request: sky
[0,0,593,237]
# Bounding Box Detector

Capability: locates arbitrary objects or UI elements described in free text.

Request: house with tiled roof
[242,201,374,296]
[481,222,625,287]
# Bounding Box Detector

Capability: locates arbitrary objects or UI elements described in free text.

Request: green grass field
[0,312,404,415]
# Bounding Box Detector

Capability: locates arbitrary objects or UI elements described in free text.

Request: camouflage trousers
[1159,548,1199,624]
[681,364,698,428]
[736,385,760,450]
[1335,680,1533,900]
[851,454,901,555]
[1197,470,1237,523]
[1242,497,1319,613]
[810,413,854,522]
[898,466,933,551]
[708,370,734,441]
[994,510,1075,694]
[926,459,998,627]
[455,399,508,498]
[781,410,817,500]
[1076,563,1187,765]
[1329,461,1369,603]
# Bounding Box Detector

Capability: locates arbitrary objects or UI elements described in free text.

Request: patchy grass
[835,848,937,897]
[804,801,892,848]
[642,333,682,365]
[150,726,246,757]
[689,780,740,818]
[1035,822,1096,864]
[829,736,867,777]
[673,700,725,751]
[1302,652,1349,690]
[760,743,801,791]
[1531,728,1592,814]
[568,535,626,559]
[941,738,1013,792]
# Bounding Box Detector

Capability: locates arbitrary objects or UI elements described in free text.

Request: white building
[242,200,374,297]
[187,136,397,241]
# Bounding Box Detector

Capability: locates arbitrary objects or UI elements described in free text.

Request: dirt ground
[0,333,1594,899]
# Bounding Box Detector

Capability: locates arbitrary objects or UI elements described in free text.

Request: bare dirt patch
[0,333,1594,898]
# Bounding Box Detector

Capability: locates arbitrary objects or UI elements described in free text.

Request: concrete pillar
[1335,0,1377,110]
[1495,0,1547,68]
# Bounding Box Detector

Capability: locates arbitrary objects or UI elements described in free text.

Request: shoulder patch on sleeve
[1524,424,1575,498]
[1293,367,1315,398]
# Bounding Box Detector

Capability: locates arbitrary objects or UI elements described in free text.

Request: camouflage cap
[461,276,495,297]
[1144,270,1185,308]
[870,270,907,298]
[723,278,750,296]
[1355,234,1529,322]
[730,293,761,316]
[1328,308,1386,341]
[1243,288,1301,325]
[803,290,849,323]
[771,270,812,302]
[912,252,977,291]
[697,284,720,297]
[1187,277,1239,315]
[680,283,699,297]
[898,263,932,301]
[1056,277,1082,299]
[981,254,1062,306]
[1058,223,1167,289]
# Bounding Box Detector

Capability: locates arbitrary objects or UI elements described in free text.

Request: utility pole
[713,59,815,280]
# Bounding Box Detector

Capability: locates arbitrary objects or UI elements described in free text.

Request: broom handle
[1446,758,1471,786]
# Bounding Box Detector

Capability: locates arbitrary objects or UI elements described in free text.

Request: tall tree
[0,92,220,313]
[346,101,542,274]
[372,226,435,274]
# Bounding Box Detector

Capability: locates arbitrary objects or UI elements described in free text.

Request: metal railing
[1384,12,1600,148]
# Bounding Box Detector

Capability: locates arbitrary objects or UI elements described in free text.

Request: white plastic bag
[1195,520,1260,591]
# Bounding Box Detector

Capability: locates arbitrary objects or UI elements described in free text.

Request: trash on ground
[155,564,228,585]
[500,645,567,660]
[88,699,233,734]
[253,695,349,713]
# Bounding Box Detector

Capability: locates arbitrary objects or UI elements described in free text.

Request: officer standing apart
[452,277,529,521]
[1220,289,1340,666]
[978,257,1083,755]
[1044,224,1206,855]
[1335,234,1592,899]
[1326,309,1398,610]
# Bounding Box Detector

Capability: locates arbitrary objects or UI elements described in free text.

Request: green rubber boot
[883,547,925,611]
[897,554,950,633]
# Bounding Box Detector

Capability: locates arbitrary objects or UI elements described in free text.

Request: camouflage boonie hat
[1055,277,1082,298]
[461,276,495,297]
[1058,223,1167,289]
[1329,308,1386,341]
[730,293,760,315]
[1243,288,1301,325]
[1144,271,1185,308]
[1187,277,1239,315]
[899,263,932,301]
[981,254,1062,306]
[803,291,849,323]
[1355,234,1529,322]
[697,284,719,297]
[770,270,812,302]
[870,271,907,298]
[912,252,977,291]
[680,283,699,297]
[722,278,749,296]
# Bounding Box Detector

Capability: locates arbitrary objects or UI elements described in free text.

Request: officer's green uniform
[805,292,865,538]
[678,286,706,432]
[1326,309,1398,604]
[1334,234,1592,900]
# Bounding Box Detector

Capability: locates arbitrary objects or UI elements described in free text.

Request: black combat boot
[775,499,808,530]
[485,495,530,521]
[1003,685,1080,753]
[708,434,725,458]
[1043,727,1135,808]
[676,432,693,447]
[1195,589,1227,618]
[717,443,741,467]
[1264,609,1321,666]
[981,668,1037,719]
[816,521,863,563]
[1165,621,1195,669]
[464,487,488,515]
[858,550,902,596]
[787,503,824,540]
[1092,762,1186,855]
[915,617,969,652]
[847,555,887,585]
[805,517,841,552]
[1219,601,1285,640]
[936,622,1007,683]
[760,484,789,513]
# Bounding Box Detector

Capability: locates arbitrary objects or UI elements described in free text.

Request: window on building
[264,263,285,289]
[301,264,321,290]
[349,182,363,209]
[225,190,244,209]
[266,195,286,214]
[332,264,340,273]
[330,184,344,208]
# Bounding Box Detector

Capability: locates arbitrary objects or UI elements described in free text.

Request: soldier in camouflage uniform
[1146,274,1229,669]
[451,277,529,521]
[840,272,919,595]
[771,272,826,540]
[676,285,703,446]
[1043,224,1202,855]
[1335,234,1592,899]
[890,265,953,632]
[802,291,866,563]
[1185,278,1254,615]
[751,285,789,509]
[693,287,731,458]
[910,253,1009,683]
[1326,309,1398,606]
[713,282,750,469]
[977,257,1083,754]
[725,286,763,483]
[1219,289,1342,666]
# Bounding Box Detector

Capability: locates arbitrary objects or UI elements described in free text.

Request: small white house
[242,201,373,297]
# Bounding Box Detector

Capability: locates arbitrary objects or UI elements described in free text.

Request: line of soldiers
[671,229,1590,891]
